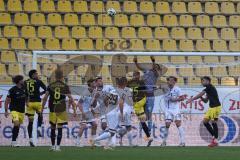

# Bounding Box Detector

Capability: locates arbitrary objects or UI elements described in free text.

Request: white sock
[95,132,111,142]
[111,134,116,146]
[76,136,81,144]
[30,138,33,142]
[177,126,185,144]
[127,131,133,146]
[163,127,169,142]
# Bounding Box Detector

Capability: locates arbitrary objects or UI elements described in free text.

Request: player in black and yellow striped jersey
[24,69,47,147]
[42,69,76,152]
[5,75,27,147]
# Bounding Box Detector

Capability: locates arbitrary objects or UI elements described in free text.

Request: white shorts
[106,110,119,132]
[119,104,132,127]
[81,111,95,124]
[165,108,181,122]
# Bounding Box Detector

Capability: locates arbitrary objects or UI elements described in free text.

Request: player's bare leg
[139,115,153,147]
[11,120,20,147]
[27,116,35,147]
[37,112,43,137]
[161,121,171,147]
[55,125,63,152]
[76,123,87,147]
[175,120,185,147]
[50,124,56,151]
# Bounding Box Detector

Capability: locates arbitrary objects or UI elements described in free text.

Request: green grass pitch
[0,146,239,160]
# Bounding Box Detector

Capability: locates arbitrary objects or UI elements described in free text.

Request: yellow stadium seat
[155,27,169,40]
[0,27,2,37]
[154,56,169,63]
[172,2,187,13]
[212,66,227,77]
[164,68,177,76]
[57,0,72,12]
[0,63,7,75]
[8,64,23,76]
[196,15,211,27]
[221,2,235,14]
[179,67,194,77]
[72,26,86,39]
[81,14,95,26]
[55,26,69,38]
[187,27,202,40]
[21,26,36,38]
[171,27,186,40]
[213,15,227,27]
[196,66,211,76]
[0,38,9,49]
[123,1,137,13]
[205,2,219,14]
[213,40,228,51]
[129,39,144,51]
[122,27,136,39]
[179,40,194,51]
[220,56,235,63]
[221,77,236,86]
[171,56,186,64]
[146,39,160,51]
[229,40,240,51]
[179,15,194,27]
[98,14,112,26]
[40,0,55,12]
[188,56,202,64]
[11,38,26,50]
[14,13,29,25]
[111,65,126,77]
[38,26,52,38]
[229,65,240,76]
[64,14,79,26]
[0,0,5,11]
[0,13,11,25]
[43,64,57,77]
[47,13,62,26]
[90,1,105,13]
[229,15,240,28]
[28,38,43,50]
[237,2,240,13]
[96,39,110,51]
[89,26,103,39]
[188,77,201,86]
[3,26,18,38]
[156,1,170,14]
[62,39,77,50]
[188,2,202,14]
[238,28,240,39]
[163,39,177,51]
[23,0,38,12]
[114,14,129,27]
[79,39,93,50]
[45,38,60,50]
[140,1,154,13]
[147,14,162,27]
[163,15,178,27]
[138,27,153,39]
[221,28,236,40]
[7,0,22,12]
[196,40,211,51]
[204,56,219,63]
[204,28,219,40]
[0,75,13,85]
[31,13,46,25]
[106,1,121,12]
[73,0,88,12]
[1,51,16,63]
[112,39,128,51]
[130,14,144,27]
[105,27,120,39]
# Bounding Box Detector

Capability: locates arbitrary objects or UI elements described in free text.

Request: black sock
[12,126,20,141]
[57,128,63,146]
[203,122,214,137]
[28,122,33,138]
[141,122,150,138]
[51,128,56,146]
[37,113,43,127]
[212,122,218,139]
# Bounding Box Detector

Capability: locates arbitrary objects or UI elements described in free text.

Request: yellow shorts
[49,111,68,125]
[26,102,42,116]
[204,106,222,120]
[11,111,25,124]
[134,97,146,116]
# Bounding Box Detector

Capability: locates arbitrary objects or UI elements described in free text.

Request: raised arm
[187,91,206,104]
[42,91,49,109]
[40,80,47,95]
[133,57,144,71]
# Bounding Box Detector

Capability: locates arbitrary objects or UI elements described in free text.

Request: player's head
[201,76,211,86]
[133,71,140,80]
[117,77,128,88]
[55,68,64,81]
[13,75,24,85]
[29,69,38,79]
[87,78,95,92]
[167,76,177,88]
[95,76,103,89]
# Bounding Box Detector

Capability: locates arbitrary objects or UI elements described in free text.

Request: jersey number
[54,87,61,100]
[27,81,34,92]
[109,94,118,105]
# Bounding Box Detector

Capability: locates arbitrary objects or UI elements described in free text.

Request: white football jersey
[78,90,94,113]
[164,86,181,110]
[116,87,133,107]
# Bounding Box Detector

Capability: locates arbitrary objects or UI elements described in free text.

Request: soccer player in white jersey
[116,77,135,146]
[161,76,187,147]
[76,79,98,147]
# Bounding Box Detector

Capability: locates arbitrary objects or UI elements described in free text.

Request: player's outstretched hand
[4,112,9,118]
[150,56,155,62]
[179,94,188,101]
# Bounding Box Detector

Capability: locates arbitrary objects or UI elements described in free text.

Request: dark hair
[117,77,128,86]
[13,75,24,84]
[167,76,178,82]
[201,76,211,82]
[55,68,63,80]
[87,78,95,87]
[28,69,37,78]
[133,71,140,75]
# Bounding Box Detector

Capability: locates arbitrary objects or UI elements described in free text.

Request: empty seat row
[1,12,240,28]
[1,0,240,14]
[1,38,239,51]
